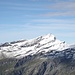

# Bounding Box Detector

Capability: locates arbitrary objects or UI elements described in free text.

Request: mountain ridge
[0,33,73,59]
[0,34,75,75]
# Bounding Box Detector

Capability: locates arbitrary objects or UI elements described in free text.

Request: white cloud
[22,22,75,31]
[41,11,75,17]
[31,19,75,24]
[41,2,75,16]
[47,2,75,10]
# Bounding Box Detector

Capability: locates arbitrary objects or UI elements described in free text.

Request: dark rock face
[0,42,12,47]
[10,40,26,44]
[1,48,75,75]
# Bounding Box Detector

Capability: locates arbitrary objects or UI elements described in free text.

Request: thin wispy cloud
[0,1,44,11]
[0,2,27,6]
[41,1,75,17]
[41,11,75,17]
[31,19,75,24]
[47,2,75,10]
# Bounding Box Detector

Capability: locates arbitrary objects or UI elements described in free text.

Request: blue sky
[0,0,75,44]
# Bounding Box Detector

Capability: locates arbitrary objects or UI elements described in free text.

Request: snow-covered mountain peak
[41,34,56,42]
[0,33,71,59]
[42,33,54,39]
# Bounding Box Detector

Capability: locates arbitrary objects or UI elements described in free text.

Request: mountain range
[0,34,75,75]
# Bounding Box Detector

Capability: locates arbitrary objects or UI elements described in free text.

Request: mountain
[0,33,75,75]
[0,34,69,59]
